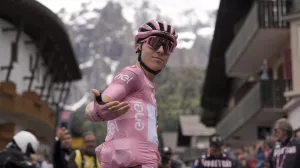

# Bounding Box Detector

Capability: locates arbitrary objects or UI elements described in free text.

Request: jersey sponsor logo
[132,101,145,131]
[201,159,232,167]
[273,146,297,157]
[114,73,134,84]
[147,104,158,144]
[108,120,119,136]
[151,93,156,104]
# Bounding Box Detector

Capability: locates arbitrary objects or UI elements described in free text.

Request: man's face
[210,145,222,156]
[138,41,170,71]
[164,152,172,160]
[84,135,97,154]
[273,123,286,141]
[61,134,72,149]
[296,131,300,138]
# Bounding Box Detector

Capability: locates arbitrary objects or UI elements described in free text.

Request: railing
[258,0,292,28]
[217,80,286,138]
[260,80,286,108]
[226,0,292,74]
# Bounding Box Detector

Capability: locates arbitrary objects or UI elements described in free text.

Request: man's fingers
[118,105,130,112]
[115,105,130,115]
[106,101,120,108]
[109,102,128,111]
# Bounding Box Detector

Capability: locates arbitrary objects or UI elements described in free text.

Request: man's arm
[52,138,63,168]
[85,69,142,122]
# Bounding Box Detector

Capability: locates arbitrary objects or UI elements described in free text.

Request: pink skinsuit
[86,65,160,168]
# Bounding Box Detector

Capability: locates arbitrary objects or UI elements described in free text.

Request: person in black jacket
[259,59,273,106]
[268,118,300,168]
[53,127,73,168]
[159,147,185,168]
[193,134,239,168]
[0,131,39,168]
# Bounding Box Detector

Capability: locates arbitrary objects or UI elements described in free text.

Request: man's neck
[136,62,155,81]
[211,153,222,158]
[281,135,290,143]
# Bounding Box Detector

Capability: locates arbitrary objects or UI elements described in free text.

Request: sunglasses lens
[146,36,175,54]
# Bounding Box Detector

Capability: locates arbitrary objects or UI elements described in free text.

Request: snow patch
[64,92,90,111]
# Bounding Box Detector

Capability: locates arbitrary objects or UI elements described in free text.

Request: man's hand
[58,127,69,140]
[106,101,130,116]
[92,89,112,103]
[91,89,130,116]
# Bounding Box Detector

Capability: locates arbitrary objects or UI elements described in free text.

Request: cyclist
[85,20,178,168]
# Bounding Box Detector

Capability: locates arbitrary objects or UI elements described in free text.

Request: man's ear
[135,43,142,54]
[136,43,142,50]
[135,43,139,50]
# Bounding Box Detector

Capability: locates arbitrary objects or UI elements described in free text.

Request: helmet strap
[137,44,162,75]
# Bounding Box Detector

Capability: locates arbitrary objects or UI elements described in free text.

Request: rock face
[57,0,215,106]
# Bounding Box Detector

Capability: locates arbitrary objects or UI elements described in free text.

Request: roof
[179,115,215,136]
[0,0,81,82]
[200,0,253,126]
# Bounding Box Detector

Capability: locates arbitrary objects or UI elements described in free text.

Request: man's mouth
[153,57,164,62]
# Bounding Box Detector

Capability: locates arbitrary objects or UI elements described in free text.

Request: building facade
[201,0,299,147]
[284,0,300,132]
[0,0,81,148]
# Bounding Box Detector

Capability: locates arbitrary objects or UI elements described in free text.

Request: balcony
[0,82,55,143]
[226,0,291,77]
[216,80,286,147]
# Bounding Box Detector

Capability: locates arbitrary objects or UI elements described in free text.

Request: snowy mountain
[57,0,216,109]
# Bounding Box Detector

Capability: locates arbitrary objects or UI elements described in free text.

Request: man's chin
[149,64,165,71]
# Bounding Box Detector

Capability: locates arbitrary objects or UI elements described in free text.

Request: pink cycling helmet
[135,20,178,47]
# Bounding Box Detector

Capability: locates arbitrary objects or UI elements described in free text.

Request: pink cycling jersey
[86,65,160,168]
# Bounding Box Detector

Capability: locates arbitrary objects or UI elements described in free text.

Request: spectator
[256,147,264,168]
[262,141,271,159]
[53,127,73,168]
[0,131,39,168]
[294,128,300,138]
[31,154,40,168]
[236,150,248,168]
[68,131,100,168]
[246,146,257,168]
[159,147,185,168]
[41,154,53,168]
[259,58,273,81]
[259,58,273,106]
[269,118,300,168]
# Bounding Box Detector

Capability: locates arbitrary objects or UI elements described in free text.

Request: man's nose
[157,45,164,54]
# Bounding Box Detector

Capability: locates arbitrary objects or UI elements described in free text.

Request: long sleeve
[52,139,63,168]
[86,68,143,122]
